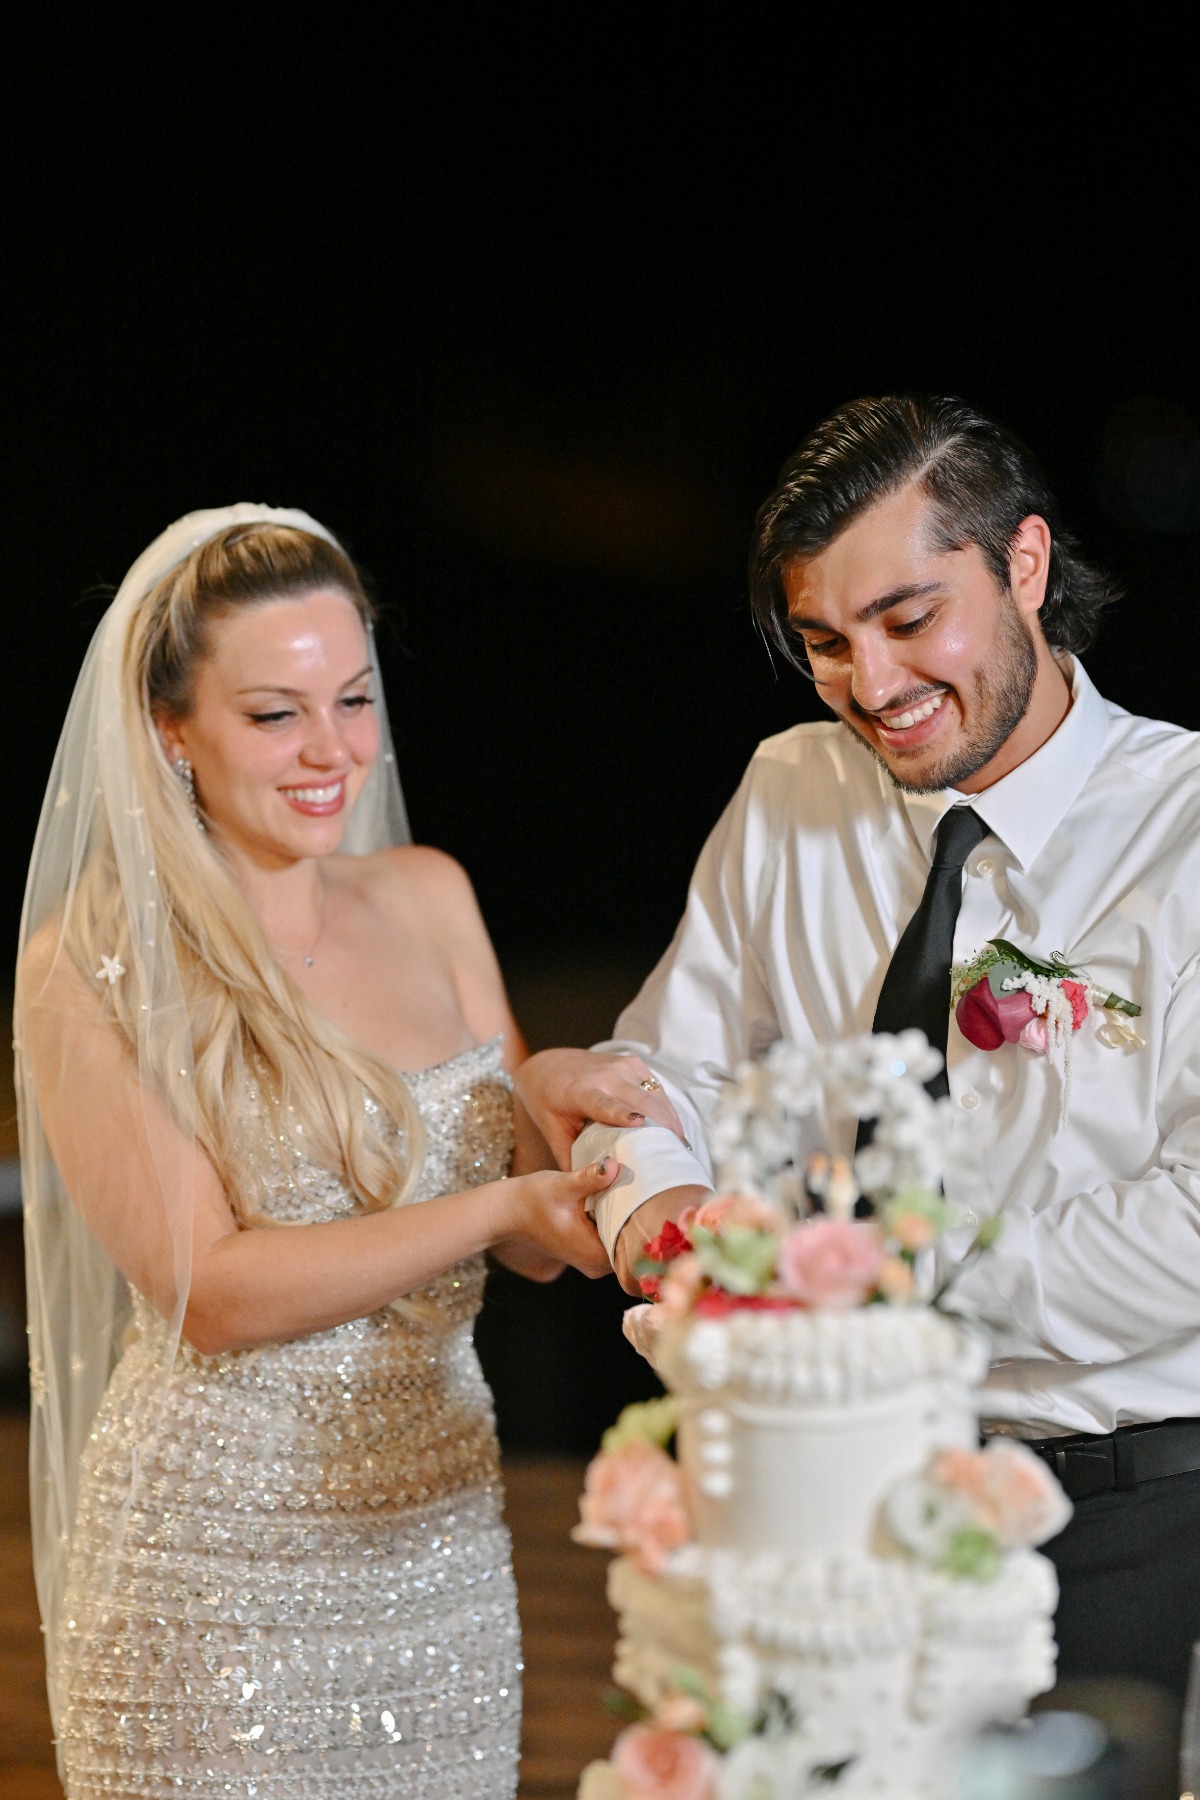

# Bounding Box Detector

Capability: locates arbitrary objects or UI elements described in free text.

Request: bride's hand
[493,1157,619,1280]
[514,1048,685,1168]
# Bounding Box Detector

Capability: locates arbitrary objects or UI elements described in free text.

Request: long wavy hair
[63,522,424,1223]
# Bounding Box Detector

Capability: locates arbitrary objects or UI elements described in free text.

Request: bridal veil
[14,505,410,1744]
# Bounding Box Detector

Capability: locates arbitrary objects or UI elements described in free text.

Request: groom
[520,395,1200,1701]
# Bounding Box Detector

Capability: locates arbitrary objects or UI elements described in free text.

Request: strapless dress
[56,1037,521,1798]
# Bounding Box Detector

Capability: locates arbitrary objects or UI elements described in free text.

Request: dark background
[3,22,1198,1445]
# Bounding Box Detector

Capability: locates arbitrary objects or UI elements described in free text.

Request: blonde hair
[64,523,424,1223]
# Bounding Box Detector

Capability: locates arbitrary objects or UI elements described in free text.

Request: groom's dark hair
[750,395,1118,664]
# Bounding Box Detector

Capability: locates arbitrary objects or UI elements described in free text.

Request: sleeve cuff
[572,1114,715,1261]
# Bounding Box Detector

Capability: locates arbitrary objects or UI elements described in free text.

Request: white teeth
[282,783,343,804]
[883,694,945,730]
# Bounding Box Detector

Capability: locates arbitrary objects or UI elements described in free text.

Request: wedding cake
[573,1035,1070,1800]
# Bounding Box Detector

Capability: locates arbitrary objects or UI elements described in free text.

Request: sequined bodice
[58,1037,521,1799]
[251,1034,514,1221]
[144,1033,514,1344]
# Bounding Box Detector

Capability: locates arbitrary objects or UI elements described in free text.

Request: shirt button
[960,1088,981,1110]
[975,858,994,877]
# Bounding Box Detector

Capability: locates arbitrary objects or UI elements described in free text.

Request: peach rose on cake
[573,1439,691,1572]
[888,1210,937,1253]
[875,1253,915,1300]
[654,1694,708,1734]
[678,1194,782,1236]
[777,1217,885,1308]
[931,1440,1072,1547]
[658,1253,707,1320]
[611,1724,720,1800]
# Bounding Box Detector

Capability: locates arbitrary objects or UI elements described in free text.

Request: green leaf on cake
[939,1526,1003,1583]
[692,1224,779,1295]
[600,1395,682,1454]
[600,1687,647,1720]
[705,1700,754,1750]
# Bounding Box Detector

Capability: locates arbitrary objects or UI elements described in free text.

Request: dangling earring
[174,757,206,832]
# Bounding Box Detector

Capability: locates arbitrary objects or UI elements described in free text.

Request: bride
[15,505,616,1798]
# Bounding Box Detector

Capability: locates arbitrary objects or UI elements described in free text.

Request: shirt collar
[901,659,1112,871]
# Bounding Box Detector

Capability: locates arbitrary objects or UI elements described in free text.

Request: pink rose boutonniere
[952,939,1143,1064]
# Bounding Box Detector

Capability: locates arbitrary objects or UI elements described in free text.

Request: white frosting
[649,1305,988,1404]
[657,1310,986,1563]
[608,1546,1059,1798]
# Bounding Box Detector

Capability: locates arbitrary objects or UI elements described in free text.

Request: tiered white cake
[575,1036,1069,1800]
[600,1307,1058,1798]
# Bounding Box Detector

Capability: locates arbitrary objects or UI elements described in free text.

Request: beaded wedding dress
[54,1037,522,1799]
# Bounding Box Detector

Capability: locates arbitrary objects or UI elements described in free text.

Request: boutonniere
[952,941,1144,1063]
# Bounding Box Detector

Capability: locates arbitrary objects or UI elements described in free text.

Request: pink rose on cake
[611,1724,720,1800]
[931,1440,1073,1548]
[573,1439,691,1572]
[777,1218,885,1308]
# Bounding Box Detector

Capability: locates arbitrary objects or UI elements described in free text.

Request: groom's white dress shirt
[581,661,1200,1438]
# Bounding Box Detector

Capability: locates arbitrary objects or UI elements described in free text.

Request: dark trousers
[1043,1466,1200,1702]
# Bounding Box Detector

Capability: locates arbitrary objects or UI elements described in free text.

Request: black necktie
[860,806,987,1134]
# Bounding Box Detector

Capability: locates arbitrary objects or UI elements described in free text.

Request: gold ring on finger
[640,1076,661,1093]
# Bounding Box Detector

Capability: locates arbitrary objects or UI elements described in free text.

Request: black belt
[1019,1417,1200,1502]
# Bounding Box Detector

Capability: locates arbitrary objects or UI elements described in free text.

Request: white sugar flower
[885,1472,976,1562]
[711,1030,961,1219]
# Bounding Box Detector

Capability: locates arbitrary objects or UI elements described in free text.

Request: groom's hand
[515,1048,685,1168]
[613,1185,711,1295]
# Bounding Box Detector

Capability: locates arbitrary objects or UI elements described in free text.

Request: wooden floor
[0,1416,616,1798]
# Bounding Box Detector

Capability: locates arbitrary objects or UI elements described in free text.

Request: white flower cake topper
[709,1029,951,1214]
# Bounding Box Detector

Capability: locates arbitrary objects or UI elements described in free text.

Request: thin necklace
[274,881,327,969]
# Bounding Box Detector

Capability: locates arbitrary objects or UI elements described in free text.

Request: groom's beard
[846,597,1039,795]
